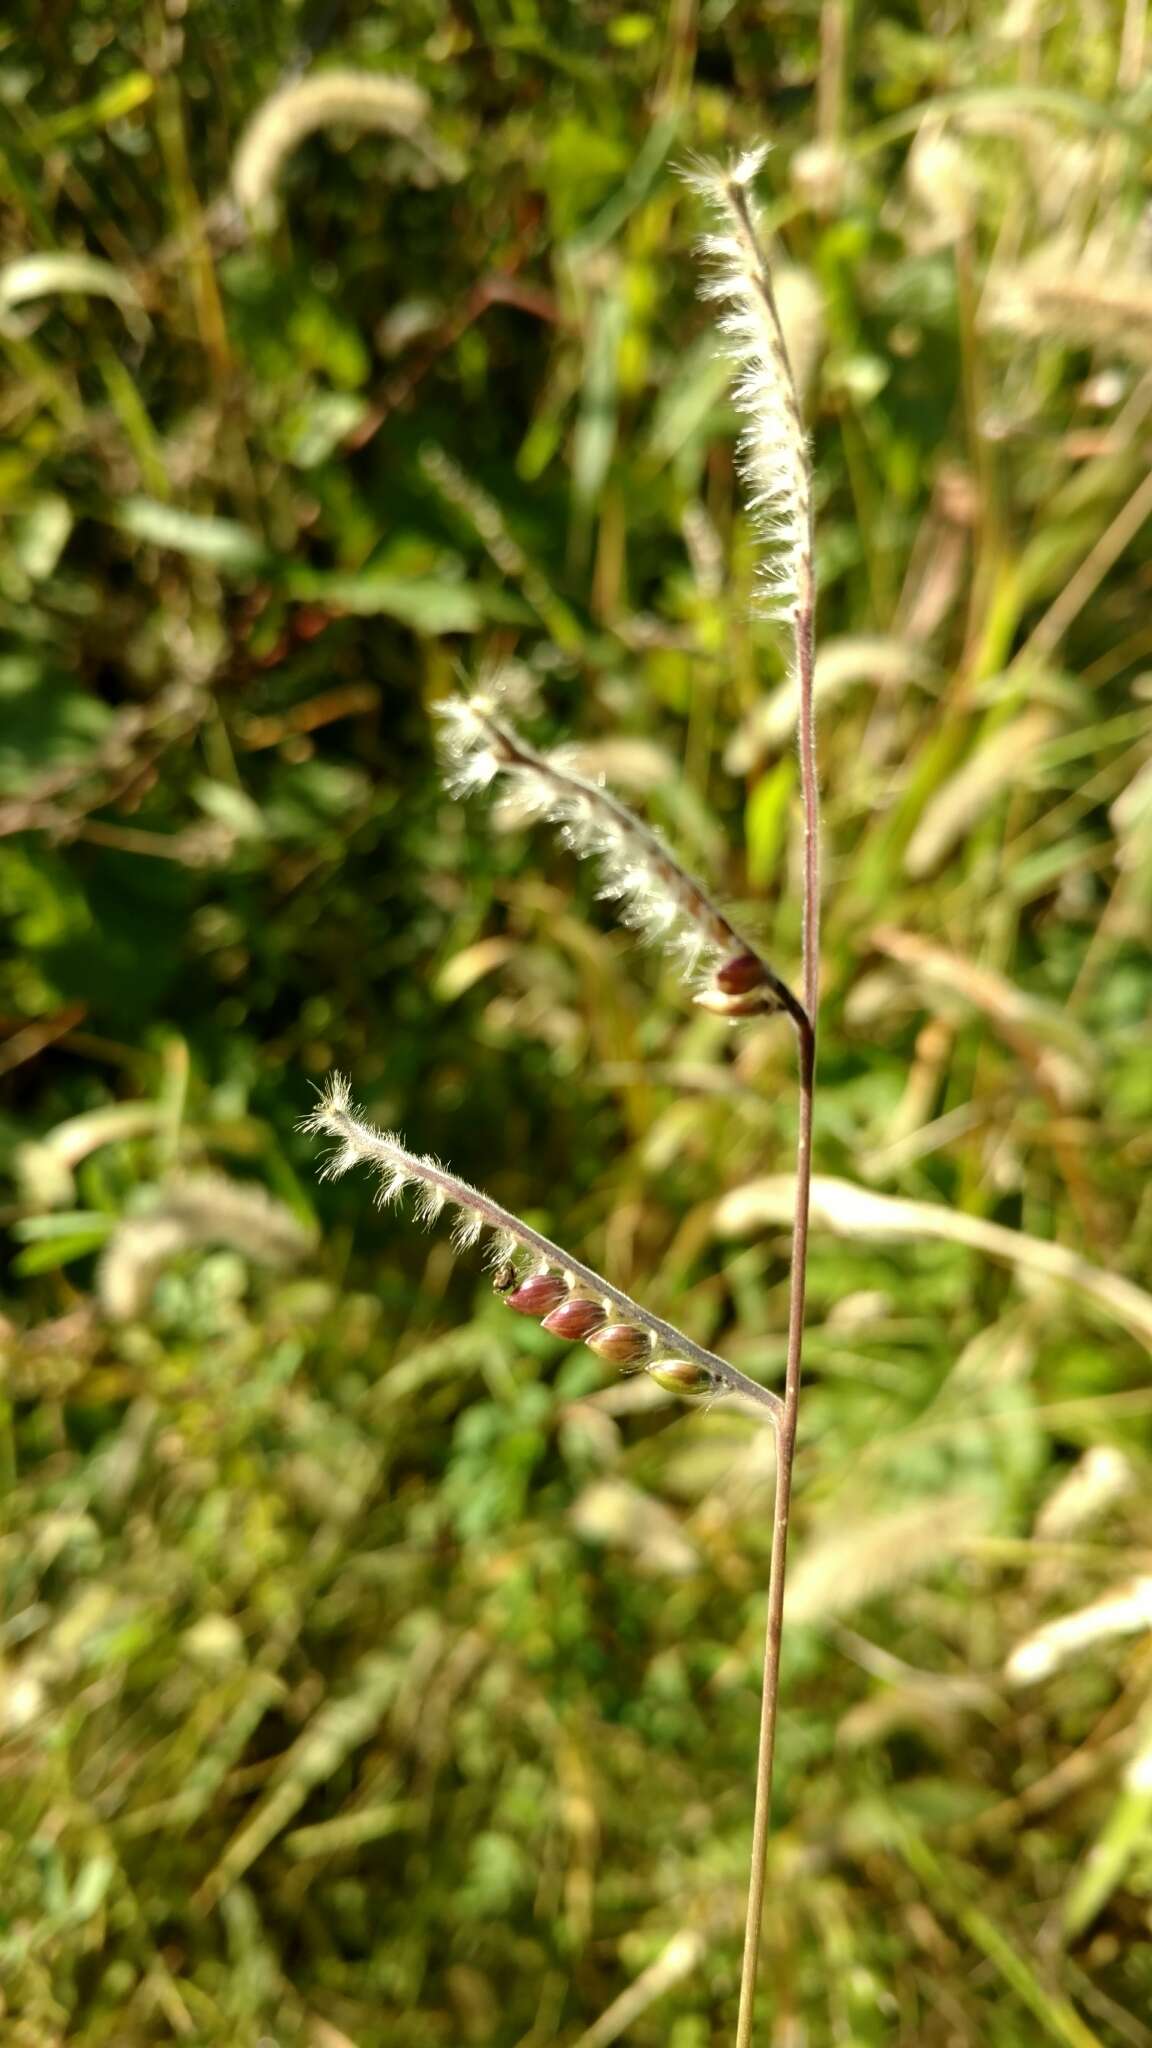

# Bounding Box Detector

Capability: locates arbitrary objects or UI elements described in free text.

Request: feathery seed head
[439,691,802,1023]
[231,70,433,222]
[683,147,812,622]
[302,1079,784,1423]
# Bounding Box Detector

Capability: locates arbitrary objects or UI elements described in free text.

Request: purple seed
[586,1323,650,1364]
[715,950,768,995]
[505,1274,567,1316]
[541,1298,607,1340]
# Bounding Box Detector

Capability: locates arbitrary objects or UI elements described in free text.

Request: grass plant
[2,6,1152,2044]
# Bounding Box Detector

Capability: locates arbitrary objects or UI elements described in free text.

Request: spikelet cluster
[301,1078,778,1413]
[684,146,812,622]
[439,693,798,1019]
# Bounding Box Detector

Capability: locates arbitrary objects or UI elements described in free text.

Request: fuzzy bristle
[438,694,799,1017]
[684,149,811,623]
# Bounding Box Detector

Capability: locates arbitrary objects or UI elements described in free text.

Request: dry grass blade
[1005,1579,1152,1685]
[715,1175,1152,1349]
[570,1928,707,2048]
[196,1654,400,1908]
[786,1493,993,1624]
[903,710,1054,877]
[725,634,928,773]
[1019,467,1152,665]
[872,924,1096,1104]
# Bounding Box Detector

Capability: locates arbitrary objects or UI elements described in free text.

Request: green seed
[648,1359,716,1397]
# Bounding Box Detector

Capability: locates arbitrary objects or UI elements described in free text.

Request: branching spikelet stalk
[303,140,817,2048]
[302,1077,782,1422]
[439,693,804,1026]
[684,146,813,624]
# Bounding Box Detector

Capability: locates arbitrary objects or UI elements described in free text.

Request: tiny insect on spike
[648,1359,717,1397]
[505,1273,567,1316]
[540,1297,607,1341]
[586,1322,651,1364]
[716,950,768,996]
[491,1260,517,1294]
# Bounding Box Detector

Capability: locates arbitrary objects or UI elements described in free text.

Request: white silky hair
[303,1077,562,1281]
[683,146,812,622]
[438,695,748,981]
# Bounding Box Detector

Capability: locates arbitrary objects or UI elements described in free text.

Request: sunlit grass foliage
[2,3,1152,2044]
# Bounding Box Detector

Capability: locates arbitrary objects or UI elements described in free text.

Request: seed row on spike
[498,1268,717,1399]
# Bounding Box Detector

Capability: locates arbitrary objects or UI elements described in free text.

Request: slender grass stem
[717,163,821,2046]
[735,562,819,2048]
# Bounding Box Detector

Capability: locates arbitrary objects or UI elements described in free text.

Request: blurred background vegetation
[3,2,1152,2043]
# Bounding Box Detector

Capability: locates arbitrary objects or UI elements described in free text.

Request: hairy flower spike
[439,694,805,1027]
[231,69,435,222]
[683,147,812,623]
[301,1077,783,1421]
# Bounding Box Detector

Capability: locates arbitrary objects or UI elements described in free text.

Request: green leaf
[30,70,154,143]
[644,337,731,471]
[572,284,625,515]
[116,499,270,572]
[13,1229,112,1275]
[12,1211,115,1243]
[745,760,795,889]
[193,780,268,841]
[284,568,488,633]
